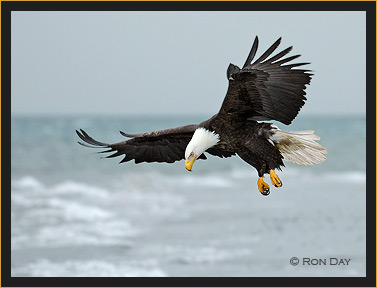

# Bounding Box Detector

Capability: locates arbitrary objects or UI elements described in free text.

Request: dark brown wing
[76,125,201,164]
[220,36,312,125]
[77,120,236,163]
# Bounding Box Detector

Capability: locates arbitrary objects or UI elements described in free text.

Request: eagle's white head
[185,128,220,171]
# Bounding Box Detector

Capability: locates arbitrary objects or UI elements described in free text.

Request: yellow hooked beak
[185,155,197,171]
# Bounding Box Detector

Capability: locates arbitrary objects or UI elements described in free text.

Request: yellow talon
[258,177,270,196]
[270,169,282,187]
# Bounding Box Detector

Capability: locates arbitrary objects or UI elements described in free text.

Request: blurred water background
[11,114,366,277]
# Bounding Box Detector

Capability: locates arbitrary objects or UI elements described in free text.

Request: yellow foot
[270,169,282,187]
[258,177,270,196]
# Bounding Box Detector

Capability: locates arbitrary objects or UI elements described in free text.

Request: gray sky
[11,11,366,116]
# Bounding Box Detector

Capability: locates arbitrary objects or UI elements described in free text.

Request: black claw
[274,181,283,188]
[261,188,270,196]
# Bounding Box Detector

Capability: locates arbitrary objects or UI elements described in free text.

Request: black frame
[2,1,376,287]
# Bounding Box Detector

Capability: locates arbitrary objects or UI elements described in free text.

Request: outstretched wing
[76,124,235,164]
[76,125,201,164]
[220,36,312,125]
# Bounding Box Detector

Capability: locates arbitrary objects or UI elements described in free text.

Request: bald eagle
[77,36,327,196]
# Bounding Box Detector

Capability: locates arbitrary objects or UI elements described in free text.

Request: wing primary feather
[252,37,281,65]
[264,46,293,63]
[77,129,108,147]
[76,130,92,144]
[242,36,259,68]
[77,141,99,148]
[271,54,301,66]
[106,151,124,158]
[98,149,114,154]
[120,130,141,138]
[120,154,133,163]
[282,63,311,70]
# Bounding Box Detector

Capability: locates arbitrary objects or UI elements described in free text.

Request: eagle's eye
[189,152,194,158]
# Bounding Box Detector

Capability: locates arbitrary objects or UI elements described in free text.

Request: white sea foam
[176,246,253,264]
[11,169,366,267]
[12,214,139,248]
[33,219,138,247]
[13,176,44,190]
[174,174,233,188]
[229,168,366,184]
[12,176,111,199]
[43,198,112,221]
[11,176,142,249]
[12,258,167,277]
[145,245,253,265]
[51,181,110,199]
[283,170,366,184]
[324,171,366,183]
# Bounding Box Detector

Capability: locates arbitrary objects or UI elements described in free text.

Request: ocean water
[11,115,366,277]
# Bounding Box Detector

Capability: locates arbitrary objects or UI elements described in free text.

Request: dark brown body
[200,114,284,177]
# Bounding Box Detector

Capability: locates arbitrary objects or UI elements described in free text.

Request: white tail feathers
[270,128,328,166]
